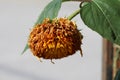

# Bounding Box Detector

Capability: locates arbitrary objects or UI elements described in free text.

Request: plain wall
[0,0,102,80]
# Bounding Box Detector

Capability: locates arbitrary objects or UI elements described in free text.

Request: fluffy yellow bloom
[28,18,83,60]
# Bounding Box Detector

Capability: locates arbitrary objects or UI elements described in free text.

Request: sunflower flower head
[28,18,83,61]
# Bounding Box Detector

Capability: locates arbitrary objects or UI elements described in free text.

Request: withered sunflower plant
[22,0,120,65]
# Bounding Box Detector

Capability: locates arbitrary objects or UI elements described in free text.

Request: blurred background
[0,0,102,80]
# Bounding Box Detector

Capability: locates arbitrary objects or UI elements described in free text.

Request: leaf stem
[67,9,80,20]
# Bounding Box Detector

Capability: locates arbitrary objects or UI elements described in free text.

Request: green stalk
[67,9,80,20]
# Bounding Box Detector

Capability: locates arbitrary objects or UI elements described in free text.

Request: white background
[0,0,102,80]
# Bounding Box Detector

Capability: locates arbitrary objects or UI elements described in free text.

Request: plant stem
[67,9,80,20]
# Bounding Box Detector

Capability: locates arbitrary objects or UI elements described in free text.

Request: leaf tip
[21,44,29,55]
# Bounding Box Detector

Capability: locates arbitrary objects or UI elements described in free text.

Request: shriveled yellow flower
[28,18,83,61]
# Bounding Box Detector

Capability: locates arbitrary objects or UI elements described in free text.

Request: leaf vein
[92,0,116,39]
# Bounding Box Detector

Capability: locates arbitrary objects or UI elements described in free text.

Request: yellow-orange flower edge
[28,18,83,60]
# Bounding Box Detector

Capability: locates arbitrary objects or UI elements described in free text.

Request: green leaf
[35,0,62,24]
[22,0,62,54]
[80,0,120,45]
[115,69,120,80]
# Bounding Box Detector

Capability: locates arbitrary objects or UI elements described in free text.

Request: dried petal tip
[28,18,83,60]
